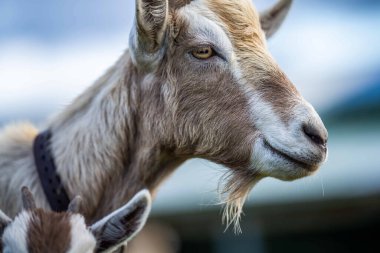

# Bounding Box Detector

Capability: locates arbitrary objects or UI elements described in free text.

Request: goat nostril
[303,124,327,147]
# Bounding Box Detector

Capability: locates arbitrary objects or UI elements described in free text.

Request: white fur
[248,93,327,179]
[67,215,97,253]
[2,211,31,253]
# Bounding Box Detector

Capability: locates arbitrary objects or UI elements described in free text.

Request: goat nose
[302,122,328,149]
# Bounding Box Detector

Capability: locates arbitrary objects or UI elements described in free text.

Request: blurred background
[1,0,379,252]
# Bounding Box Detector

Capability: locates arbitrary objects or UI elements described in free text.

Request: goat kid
[0,187,151,253]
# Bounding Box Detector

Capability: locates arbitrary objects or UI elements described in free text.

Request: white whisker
[320,175,325,197]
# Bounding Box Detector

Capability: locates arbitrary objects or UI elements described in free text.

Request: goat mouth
[262,139,318,172]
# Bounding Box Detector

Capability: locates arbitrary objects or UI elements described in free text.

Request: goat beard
[219,168,260,234]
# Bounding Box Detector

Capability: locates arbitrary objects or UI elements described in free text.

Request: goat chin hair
[218,169,258,234]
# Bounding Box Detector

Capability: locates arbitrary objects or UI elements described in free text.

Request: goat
[0,187,151,253]
[0,0,328,232]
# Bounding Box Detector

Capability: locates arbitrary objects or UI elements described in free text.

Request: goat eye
[191,46,214,60]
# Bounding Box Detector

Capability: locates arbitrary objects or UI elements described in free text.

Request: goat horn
[21,186,36,211]
[68,196,82,214]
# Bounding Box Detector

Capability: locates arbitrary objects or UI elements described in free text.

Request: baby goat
[0,187,151,253]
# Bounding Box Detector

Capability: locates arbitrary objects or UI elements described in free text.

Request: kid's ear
[90,190,151,253]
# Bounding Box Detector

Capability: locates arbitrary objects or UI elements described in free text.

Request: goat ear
[21,186,36,211]
[68,196,82,214]
[0,210,11,238]
[260,0,292,39]
[90,190,151,253]
[129,0,169,70]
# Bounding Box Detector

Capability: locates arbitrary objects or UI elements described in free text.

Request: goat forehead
[194,1,296,96]
[177,0,269,70]
[178,3,234,52]
[27,209,72,253]
[191,0,265,48]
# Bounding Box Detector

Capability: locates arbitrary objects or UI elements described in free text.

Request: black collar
[33,130,70,212]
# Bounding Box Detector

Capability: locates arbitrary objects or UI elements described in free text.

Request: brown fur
[206,0,266,49]
[206,0,301,123]
[169,0,192,9]
[254,71,301,123]
[27,209,71,253]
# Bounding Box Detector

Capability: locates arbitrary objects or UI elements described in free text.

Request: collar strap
[33,130,70,212]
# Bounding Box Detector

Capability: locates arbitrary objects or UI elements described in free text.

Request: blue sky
[1,0,379,116]
[1,0,379,41]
